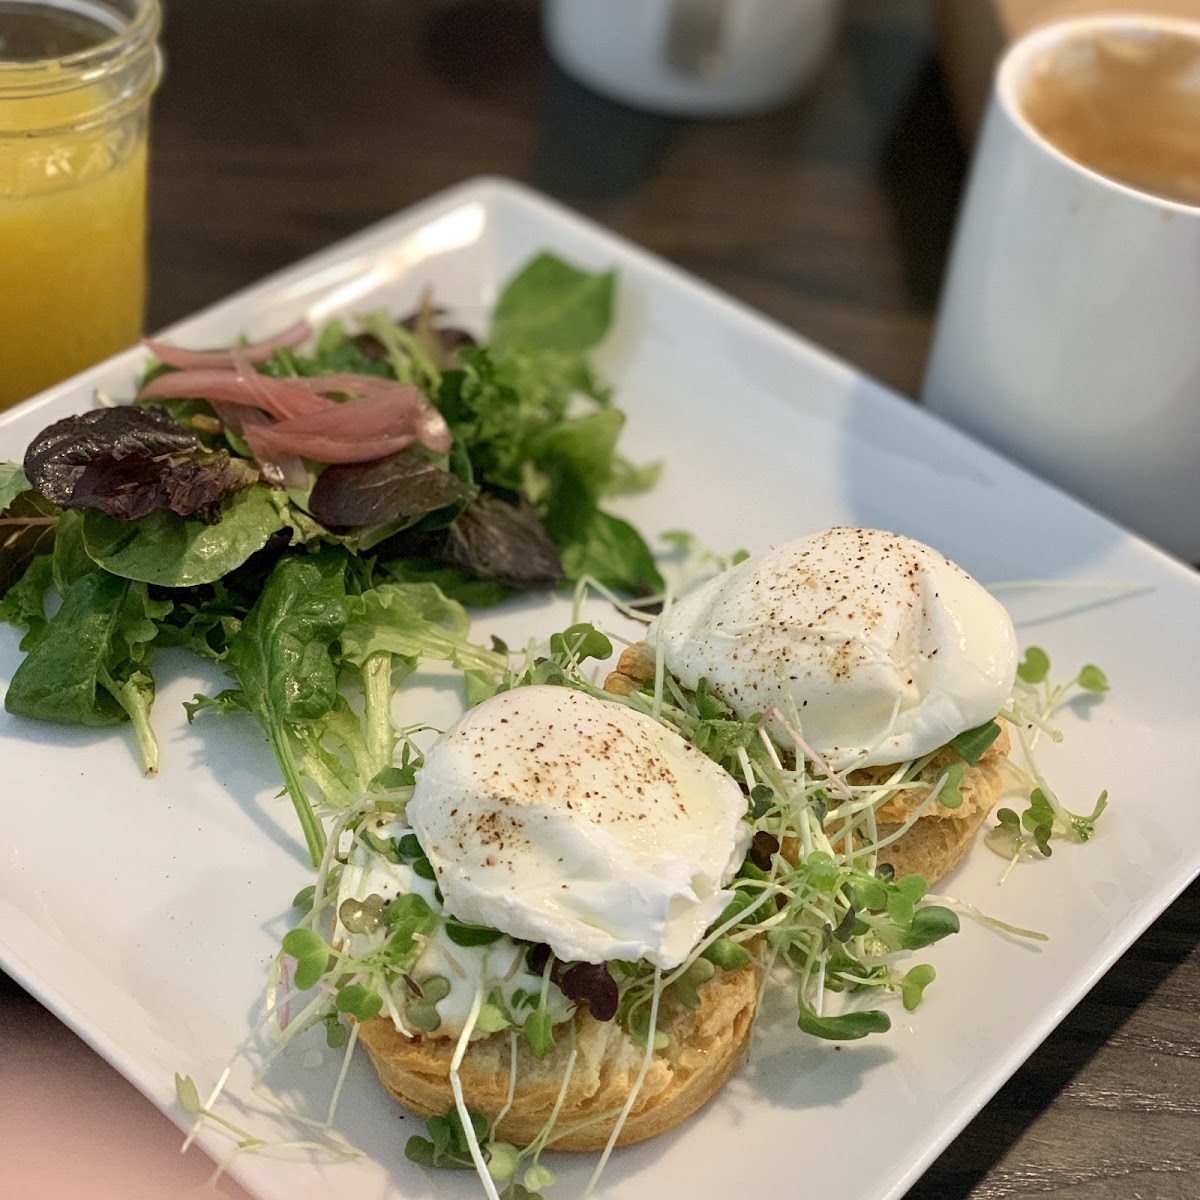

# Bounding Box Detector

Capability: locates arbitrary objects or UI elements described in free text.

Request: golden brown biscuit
[864,726,1009,883]
[357,959,758,1151]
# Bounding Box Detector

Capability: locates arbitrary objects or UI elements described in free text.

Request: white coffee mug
[922,15,1200,562]
[542,0,843,116]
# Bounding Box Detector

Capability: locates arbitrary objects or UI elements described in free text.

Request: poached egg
[406,685,750,970]
[647,527,1017,771]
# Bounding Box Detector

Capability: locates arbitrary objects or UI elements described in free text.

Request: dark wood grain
[4,0,1198,1197]
[145,0,963,398]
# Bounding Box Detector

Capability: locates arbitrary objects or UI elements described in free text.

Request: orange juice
[0,1,160,411]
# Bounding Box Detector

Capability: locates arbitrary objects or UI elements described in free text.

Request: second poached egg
[647,527,1017,770]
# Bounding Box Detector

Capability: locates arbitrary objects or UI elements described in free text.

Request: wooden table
[4,1,1198,1197]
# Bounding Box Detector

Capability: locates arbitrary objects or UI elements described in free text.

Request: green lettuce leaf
[490,253,614,354]
[82,486,287,587]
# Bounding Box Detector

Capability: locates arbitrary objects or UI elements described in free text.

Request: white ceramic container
[923,15,1200,562]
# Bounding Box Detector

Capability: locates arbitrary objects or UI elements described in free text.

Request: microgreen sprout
[188,622,1106,1200]
[989,647,1112,879]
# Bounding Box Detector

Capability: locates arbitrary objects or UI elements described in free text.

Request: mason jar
[0,0,162,409]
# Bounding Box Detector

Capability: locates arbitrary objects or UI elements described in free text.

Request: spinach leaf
[543,486,663,596]
[490,253,614,353]
[82,486,287,587]
[52,509,93,591]
[226,548,347,720]
[0,553,54,648]
[3,568,169,772]
[220,547,349,865]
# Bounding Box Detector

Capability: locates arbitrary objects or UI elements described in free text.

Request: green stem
[98,666,159,776]
[267,720,326,867]
[362,652,394,782]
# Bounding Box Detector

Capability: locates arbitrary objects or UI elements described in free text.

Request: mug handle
[664,0,729,76]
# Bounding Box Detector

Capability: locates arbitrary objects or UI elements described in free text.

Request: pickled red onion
[142,319,313,370]
[242,386,451,464]
[138,368,334,421]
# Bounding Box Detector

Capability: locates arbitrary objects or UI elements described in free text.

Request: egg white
[406,685,751,970]
[648,527,1018,770]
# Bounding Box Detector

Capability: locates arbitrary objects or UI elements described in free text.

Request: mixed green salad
[0,252,662,866]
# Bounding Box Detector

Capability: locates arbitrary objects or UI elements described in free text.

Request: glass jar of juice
[0,0,161,410]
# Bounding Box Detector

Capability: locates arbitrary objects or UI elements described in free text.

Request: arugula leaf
[51,509,93,591]
[221,548,349,865]
[3,568,169,772]
[490,253,614,354]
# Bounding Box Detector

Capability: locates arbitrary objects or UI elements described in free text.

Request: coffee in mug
[1018,25,1200,207]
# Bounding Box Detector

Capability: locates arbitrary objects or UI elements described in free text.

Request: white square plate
[2,178,1197,1200]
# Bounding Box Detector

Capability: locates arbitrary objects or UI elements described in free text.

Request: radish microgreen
[180,616,1106,1200]
[406,1107,491,1171]
[900,964,936,1011]
[989,647,1112,878]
